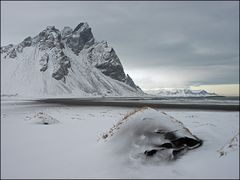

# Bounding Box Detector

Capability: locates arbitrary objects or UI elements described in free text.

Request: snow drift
[102,107,202,164]
[32,112,60,125]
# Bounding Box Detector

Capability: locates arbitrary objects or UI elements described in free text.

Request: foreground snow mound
[102,107,202,163]
[32,112,60,125]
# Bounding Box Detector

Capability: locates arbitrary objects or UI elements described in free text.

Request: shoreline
[34,98,239,111]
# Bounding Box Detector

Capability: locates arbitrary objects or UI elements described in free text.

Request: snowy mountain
[1,22,143,97]
[145,88,217,97]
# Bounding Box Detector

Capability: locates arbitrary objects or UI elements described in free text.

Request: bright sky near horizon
[1,1,239,96]
[190,84,239,97]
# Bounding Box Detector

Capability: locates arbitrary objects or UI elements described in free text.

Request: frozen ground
[1,99,239,179]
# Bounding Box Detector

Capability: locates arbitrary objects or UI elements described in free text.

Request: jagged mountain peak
[43,25,58,32]
[73,22,90,32]
[63,22,95,55]
[61,27,73,39]
[37,25,61,40]
[1,22,143,97]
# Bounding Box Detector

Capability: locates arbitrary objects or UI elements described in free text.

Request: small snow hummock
[33,112,59,125]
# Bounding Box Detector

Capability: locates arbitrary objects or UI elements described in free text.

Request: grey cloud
[1,1,238,86]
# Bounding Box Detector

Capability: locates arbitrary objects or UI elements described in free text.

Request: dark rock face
[86,41,140,90]
[61,27,73,39]
[143,129,202,159]
[1,44,17,58]
[64,22,95,55]
[21,36,32,47]
[0,44,14,54]
[52,51,71,82]
[95,49,126,82]
[144,135,202,159]
[16,37,32,53]
[33,27,71,81]
[33,26,62,51]
[144,149,158,156]
[73,22,85,32]
[125,74,138,90]
[9,48,17,58]
[39,53,49,72]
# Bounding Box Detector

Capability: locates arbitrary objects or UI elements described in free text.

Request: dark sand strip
[35,98,239,111]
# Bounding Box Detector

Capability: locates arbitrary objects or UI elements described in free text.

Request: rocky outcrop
[17,36,32,53]
[52,50,71,82]
[64,22,95,55]
[0,44,14,54]
[125,74,138,90]
[86,41,140,90]
[33,26,62,51]
[39,53,49,72]
[1,44,17,58]
[87,41,125,82]
[9,48,17,58]
[61,27,73,39]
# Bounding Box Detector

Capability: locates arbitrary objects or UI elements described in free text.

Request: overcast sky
[1,1,239,90]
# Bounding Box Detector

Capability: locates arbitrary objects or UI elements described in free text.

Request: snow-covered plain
[1,99,239,179]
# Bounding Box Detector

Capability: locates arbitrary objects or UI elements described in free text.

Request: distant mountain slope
[1,23,143,97]
[145,88,217,97]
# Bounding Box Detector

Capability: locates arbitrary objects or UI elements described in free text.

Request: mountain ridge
[145,88,218,97]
